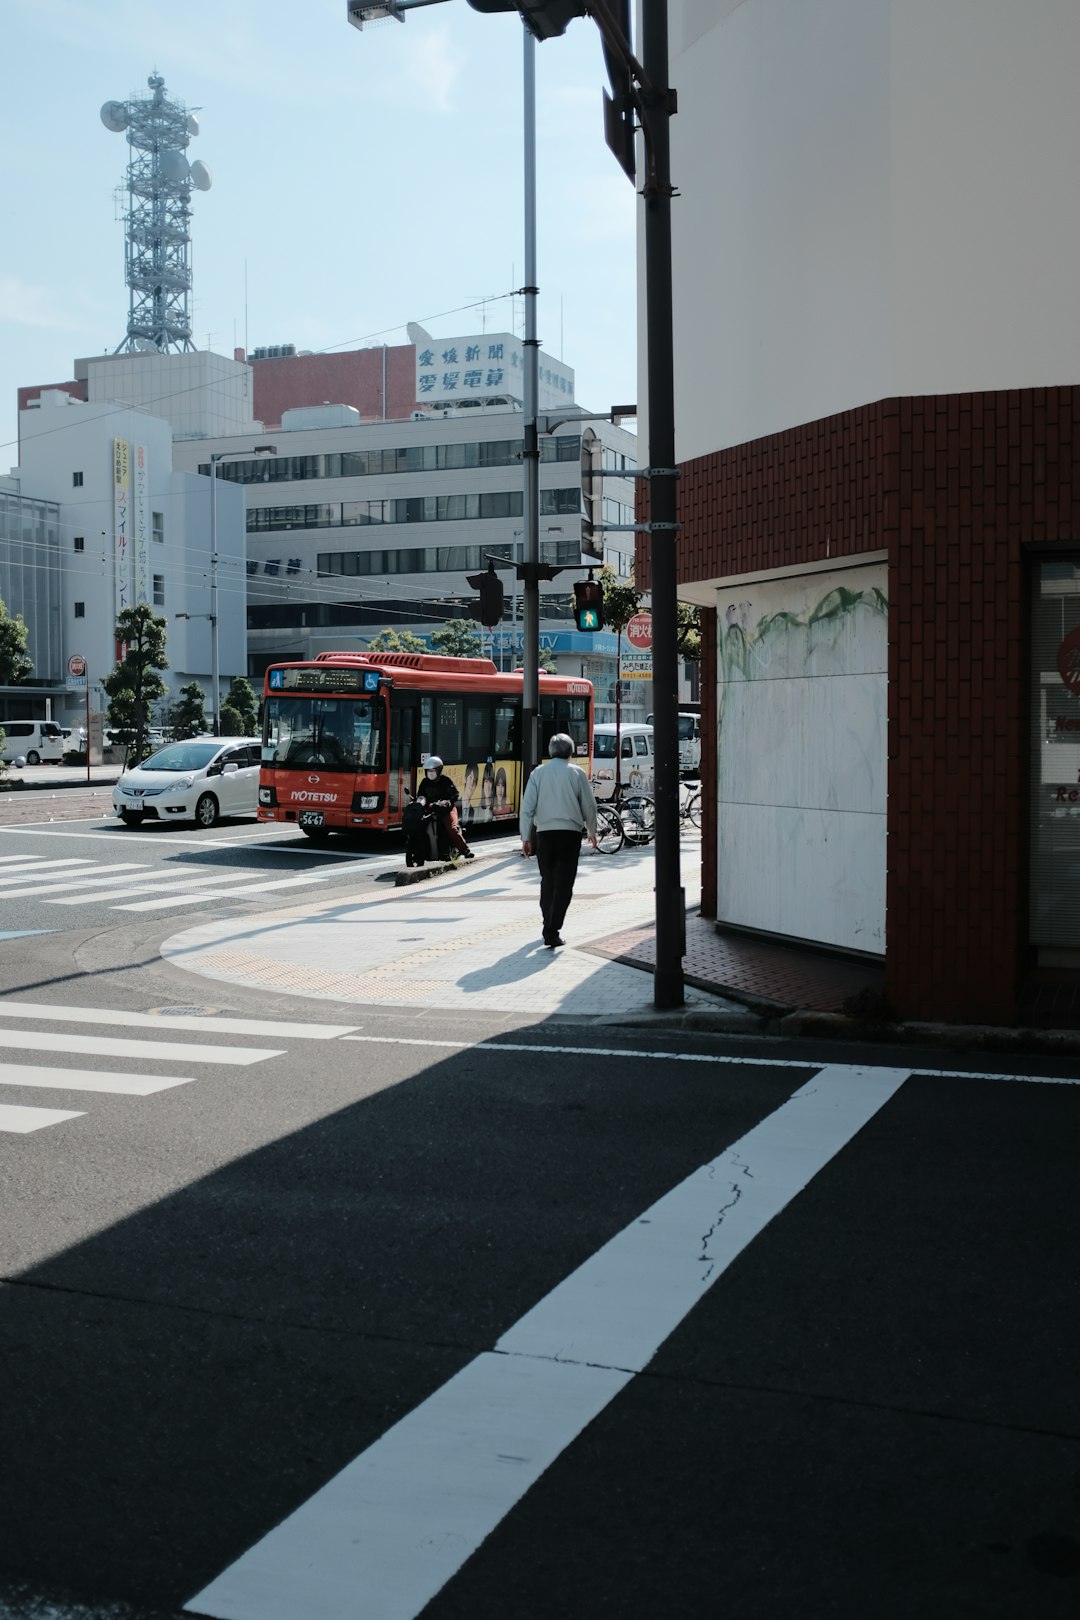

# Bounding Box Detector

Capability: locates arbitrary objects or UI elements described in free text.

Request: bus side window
[419,696,433,761]
[436,697,462,765]
[494,703,517,758]
[466,700,493,759]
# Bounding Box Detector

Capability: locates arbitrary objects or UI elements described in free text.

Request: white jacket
[520,757,597,841]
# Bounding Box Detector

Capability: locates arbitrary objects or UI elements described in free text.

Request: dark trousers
[535,829,582,939]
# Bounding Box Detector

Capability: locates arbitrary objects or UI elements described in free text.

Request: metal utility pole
[520,24,541,779]
[640,0,684,1008]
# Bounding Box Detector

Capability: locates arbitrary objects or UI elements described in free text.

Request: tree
[169,681,209,740]
[0,595,32,686]
[676,601,701,662]
[538,645,557,674]
[430,619,483,659]
[102,605,168,765]
[219,703,246,737]
[366,628,427,654]
[227,676,259,734]
[573,566,641,791]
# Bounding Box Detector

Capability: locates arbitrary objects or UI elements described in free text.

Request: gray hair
[548,733,575,759]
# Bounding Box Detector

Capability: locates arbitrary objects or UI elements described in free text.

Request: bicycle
[591,801,625,854]
[598,783,655,846]
[680,781,701,830]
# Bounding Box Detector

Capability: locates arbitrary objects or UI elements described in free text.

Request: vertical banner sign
[133,443,150,605]
[113,438,131,613]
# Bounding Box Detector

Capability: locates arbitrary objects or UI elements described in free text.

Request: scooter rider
[412,756,474,861]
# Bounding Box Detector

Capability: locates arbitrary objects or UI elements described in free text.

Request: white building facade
[13,390,246,731]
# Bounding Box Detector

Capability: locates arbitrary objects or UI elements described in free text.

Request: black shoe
[544,933,565,949]
[463,849,475,861]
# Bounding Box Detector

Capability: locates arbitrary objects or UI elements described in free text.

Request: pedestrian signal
[574,576,604,633]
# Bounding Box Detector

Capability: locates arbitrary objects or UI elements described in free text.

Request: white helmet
[425,755,443,770]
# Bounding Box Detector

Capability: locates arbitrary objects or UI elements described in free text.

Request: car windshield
[678,716,697,740]
[264,696,385,773]
[141,743,221,772]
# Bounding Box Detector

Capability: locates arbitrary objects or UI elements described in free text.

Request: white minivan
[1,721,65,765]
[590,723,655,801]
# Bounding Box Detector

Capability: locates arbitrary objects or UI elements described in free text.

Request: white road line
[185,1064,910,1620]
[45,870,267,905]
[0,864,149,899]
[0,1064,195,1096]
[0,1002,359,1039]
[0,857,92,870]
[340,1037,1080,1086]
[0,1102,85,1133]
[116,875,330,911]
[2,1030,282,1066]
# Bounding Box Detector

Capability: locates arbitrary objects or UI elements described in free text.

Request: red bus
[259,651,593,840]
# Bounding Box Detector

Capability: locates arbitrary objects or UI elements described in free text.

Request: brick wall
[648,387,1080,1023]
[250,345,417,428]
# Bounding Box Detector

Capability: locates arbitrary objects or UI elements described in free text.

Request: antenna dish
[100,100,129,132]
[189,159,212,192]
[186,113,200,136]
[160,149,190,184]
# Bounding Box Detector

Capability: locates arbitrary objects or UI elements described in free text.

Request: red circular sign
[67,654,86,677]
[1058,627,1080,698]
[626,612,653,650]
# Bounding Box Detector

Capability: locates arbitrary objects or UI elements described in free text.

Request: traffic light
[580,426,603,561]
[574,575,604,633]
[466,563,505,629]
[465,0,587,40]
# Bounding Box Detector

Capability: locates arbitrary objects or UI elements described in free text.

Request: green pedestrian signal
[574,576,604,633]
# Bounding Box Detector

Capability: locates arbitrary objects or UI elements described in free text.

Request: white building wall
[660,0,1080,463]
[79,350,259,442]
[14,393,246,721]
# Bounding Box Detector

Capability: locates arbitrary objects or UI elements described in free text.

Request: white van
[1,721,65,765]
[590,723,654,801]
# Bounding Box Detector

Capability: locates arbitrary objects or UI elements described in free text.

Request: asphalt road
[0,793,1077,1619]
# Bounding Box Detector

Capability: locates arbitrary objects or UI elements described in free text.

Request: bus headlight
[259,785,277,806]
[352,791,383,812]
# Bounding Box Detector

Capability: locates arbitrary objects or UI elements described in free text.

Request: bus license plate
[299,810,324,830]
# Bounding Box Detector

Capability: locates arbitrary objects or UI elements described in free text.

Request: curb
[775,1008,1080,1057]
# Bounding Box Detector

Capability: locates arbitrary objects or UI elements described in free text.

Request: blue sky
[2,0,638,465]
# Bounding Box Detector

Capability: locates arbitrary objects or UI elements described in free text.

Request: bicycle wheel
[621,792,656,845]
[686,791,701,829]
[594,803,624,854]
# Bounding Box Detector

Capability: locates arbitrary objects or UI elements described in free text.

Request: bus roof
[263,651,590,695]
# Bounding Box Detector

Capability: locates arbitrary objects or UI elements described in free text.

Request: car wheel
[195,793,220,829]
[119,810,144,827]
[26,750,40,766]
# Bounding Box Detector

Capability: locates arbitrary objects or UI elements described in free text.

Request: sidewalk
[161,834,756,1028]
[159,833,1080,1053]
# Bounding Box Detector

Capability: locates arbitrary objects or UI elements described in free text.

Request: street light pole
[207,445,276,735]
[521,23,541,778]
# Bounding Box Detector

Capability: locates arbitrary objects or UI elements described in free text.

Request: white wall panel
[715,564,887,954]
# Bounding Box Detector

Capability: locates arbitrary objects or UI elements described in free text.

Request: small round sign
[626,612,653,650]
[67,654,86,678]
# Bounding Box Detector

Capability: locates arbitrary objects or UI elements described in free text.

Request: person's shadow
[456,937,556,992]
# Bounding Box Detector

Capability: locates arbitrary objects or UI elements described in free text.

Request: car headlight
[172,776,194,791]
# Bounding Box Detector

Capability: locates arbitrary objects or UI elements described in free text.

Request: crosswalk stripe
[0,1102,85,1133]
[0,859,101,886]
[116,874,329,911]
[0,1001,359,1039]
[0,863,148,899]
[4,1030,283,1066]
[0,1063,195,1096]
[45,870,266,905]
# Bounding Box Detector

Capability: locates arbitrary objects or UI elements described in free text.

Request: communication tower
[100,74,213,354]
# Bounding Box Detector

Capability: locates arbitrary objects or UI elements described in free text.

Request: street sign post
[66,655,89,781]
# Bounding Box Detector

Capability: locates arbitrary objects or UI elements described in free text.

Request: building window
[152,511,164,543]
[73,536,85,552]
[74,602,85,618]
[72,471,83,488]
[153,574,165,607]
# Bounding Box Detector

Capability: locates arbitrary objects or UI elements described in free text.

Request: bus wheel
[301,825,331,841]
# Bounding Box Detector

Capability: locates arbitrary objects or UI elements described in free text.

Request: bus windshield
[264,695,384,773]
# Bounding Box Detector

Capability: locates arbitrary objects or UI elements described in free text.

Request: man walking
[520,733,597,948]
